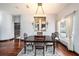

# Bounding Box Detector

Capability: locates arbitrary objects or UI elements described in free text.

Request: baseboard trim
[0,38,24,42]
[0,38,14,42]
[58,40,79,56]
[57,40,67,48]
[68,50,79,56]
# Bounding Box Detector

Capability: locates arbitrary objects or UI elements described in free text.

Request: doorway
[13,15,21,38]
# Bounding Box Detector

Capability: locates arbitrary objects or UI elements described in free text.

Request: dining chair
[54,32,60,47]
[45,33,56,54]
[24,33,33,51]
[34,35,45,56]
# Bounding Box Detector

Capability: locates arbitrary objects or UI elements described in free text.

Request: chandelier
[33,3,48,35]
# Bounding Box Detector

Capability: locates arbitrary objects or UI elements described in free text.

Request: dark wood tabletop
[24,36,55,42]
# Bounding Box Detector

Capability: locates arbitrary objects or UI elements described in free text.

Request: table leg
[53,43,55,54]
[24,41,26,54]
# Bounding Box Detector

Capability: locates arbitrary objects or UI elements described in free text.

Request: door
[14,23,20,38]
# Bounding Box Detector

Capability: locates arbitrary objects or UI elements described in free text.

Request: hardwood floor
[0,39,24,56]
[56,43,79,56]
[0,39,78,56]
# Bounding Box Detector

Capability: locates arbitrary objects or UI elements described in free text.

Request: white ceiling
[0,3,69,15]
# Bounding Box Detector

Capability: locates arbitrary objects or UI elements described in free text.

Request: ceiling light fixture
[34,3,46,17]
[32,3,48,34]
[26,4,29,8]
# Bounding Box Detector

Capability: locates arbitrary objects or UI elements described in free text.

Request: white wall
[20,14,34,38]
[20,14,56,38]
[0,11,56,40]
[0,11,14,40]
[43,14,56,35]
[57,4,79,54]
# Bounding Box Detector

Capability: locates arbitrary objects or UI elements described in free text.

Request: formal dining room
[0,3,79,56]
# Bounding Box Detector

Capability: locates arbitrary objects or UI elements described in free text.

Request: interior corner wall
[0,11,14,40]
[58,4,79,21]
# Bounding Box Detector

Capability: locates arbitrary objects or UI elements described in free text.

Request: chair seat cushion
[46,43,53,45]
[26,42,33,44]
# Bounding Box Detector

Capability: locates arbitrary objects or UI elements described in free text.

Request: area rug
[17,46,60,56]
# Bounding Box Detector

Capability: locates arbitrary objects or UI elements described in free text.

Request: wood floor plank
[0,39,78,56]
[0,39,24,56]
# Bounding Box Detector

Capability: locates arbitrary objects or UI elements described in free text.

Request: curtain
[72,11,79,53]
[65,14,73,51]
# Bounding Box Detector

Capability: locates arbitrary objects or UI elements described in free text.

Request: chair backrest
[34,35,45,47]
[24,33,28,39]
[55,32,59,38]
[51,33,56,38]
[51,33,56,41]
[51,33,56,44]
[34,35,45,41]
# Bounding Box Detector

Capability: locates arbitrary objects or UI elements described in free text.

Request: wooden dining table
[24,36,56,55]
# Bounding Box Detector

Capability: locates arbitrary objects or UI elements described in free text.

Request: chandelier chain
[35,3,45,15]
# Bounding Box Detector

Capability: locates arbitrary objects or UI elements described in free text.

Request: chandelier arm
[35,3,45,16]
[35,6,39,15]
[41,6,45,15]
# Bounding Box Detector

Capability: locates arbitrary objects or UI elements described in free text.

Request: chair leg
[24,45,26,54]
[31,43,33,50]
[46,46,47,51]
[43,48,45,56]
[35,48,36,56]
[53,44,55,54]
[56,41,59,47]
[32,45,33,51]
